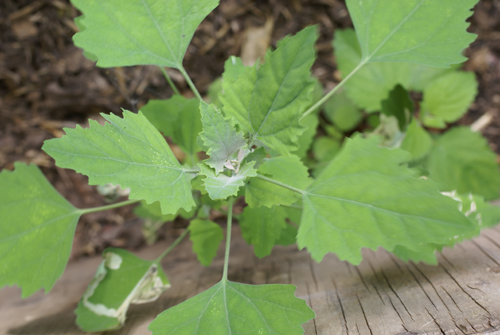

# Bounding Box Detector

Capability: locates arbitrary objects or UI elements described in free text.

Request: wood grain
[2,225,500,335]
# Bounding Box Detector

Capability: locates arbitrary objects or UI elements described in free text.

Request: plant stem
[155,228,190,263]
[159,66,180,95]
[184,168,200,174]
[222,197,234,281]
[300,59,368,121]
[77,199,139,215]
[179,66,203,101]
[256,174,305,195]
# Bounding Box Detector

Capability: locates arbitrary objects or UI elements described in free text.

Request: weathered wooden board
[2,224,500,335]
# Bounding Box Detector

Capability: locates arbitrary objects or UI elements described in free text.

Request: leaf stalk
[300,59,368,120]
[256,174,305,195]
[155,228,190,263]
[179,66,203,101]
[159,66,180,95]
[222,197,234,281]
[77,199,139,215]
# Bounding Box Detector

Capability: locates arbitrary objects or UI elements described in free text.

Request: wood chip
[240,16,274,66]
[11,19,38,40]
[7,1,44,21]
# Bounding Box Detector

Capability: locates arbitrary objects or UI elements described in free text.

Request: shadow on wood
[2,225,500,335]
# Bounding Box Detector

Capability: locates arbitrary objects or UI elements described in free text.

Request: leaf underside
[76,248,170,332]
[0,163,80,298]
[43,110,195,215]
[199,102,247,174]
[198,162,257,200]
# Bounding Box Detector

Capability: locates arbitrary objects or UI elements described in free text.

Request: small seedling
[2,0,500,333]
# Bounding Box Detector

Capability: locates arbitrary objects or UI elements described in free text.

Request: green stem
[179,66,203,101]
[77,199,139,215]
[217,208,241,220]
[159,66,180,95]
[184,168,200,174]
[222,197,234,281]
[256,174,305,195]
[155,228,190,263]
[300,60,368,121]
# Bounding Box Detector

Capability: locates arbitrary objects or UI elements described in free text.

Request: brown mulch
[1,0,500,259]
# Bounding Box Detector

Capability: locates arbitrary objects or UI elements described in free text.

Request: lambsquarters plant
[2,0,500,333]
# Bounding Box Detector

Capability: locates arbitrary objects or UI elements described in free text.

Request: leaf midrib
[362,0,426,62]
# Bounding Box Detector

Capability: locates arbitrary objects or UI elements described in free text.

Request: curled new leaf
[76,248,170,331]
[198,162,257,200]
[199,102,247,175]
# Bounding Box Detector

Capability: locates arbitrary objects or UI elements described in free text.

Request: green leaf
[245,156,311,208]
[148,280,315,334]
[381,84,414,131]
[323,88,363,132]
[442,192,500,229]
[198,162,257,200]
[298,136,475,263]
[312,137,341,177]
[292,79,323,158]
[208,77,223,108]
[293,112,318,159]
[426,127,500,200]
[43,111,195,215]
[284,204,303,225]
[458,193,500,228]
[400,119,433,161]
[393,191,500,264]
[74,15,98,62]
[72,0,220,68]
[76,248,170,332]
[421,72,478,128]
[244,147,268,170]
[134,201,177,222]
[313,137,341,163]
[275,223,299,246]
[0,163,80,297]
[392,244,442,265]
[142,96,202,155]
[220,26,318,155]
[347,0,478,66]
[199,102,247,174]
[240,206,288,258]
[333,29,454,111]
[188,219,224,266]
